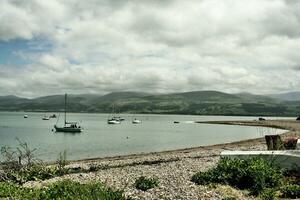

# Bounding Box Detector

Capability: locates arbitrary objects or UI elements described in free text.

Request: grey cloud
[0,0,300,97]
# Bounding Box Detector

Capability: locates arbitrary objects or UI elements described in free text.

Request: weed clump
[134,176,159,191]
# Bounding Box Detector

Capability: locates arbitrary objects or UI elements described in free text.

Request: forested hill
[0,91,300,116]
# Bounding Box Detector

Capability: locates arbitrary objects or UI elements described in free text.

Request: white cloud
[0,0,300,97]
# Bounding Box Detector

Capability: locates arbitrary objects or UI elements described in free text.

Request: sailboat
[54,94,82,132]
[107,104,122,124]
[131,106,141,124]
[132,118,141,124]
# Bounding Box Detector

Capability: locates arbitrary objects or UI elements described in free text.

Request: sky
[0,0,300,98]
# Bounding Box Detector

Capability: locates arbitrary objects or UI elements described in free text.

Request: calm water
[0,112,288,161]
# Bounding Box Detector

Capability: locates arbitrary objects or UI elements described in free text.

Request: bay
[0,112,289,161]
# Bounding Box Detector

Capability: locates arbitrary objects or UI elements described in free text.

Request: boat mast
[64,93,67,125]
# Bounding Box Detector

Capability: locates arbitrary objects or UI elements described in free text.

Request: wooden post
[265,135,284,150]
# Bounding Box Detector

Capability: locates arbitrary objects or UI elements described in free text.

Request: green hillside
[0,91,299,116]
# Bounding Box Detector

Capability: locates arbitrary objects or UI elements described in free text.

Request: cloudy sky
[0,0,300,98]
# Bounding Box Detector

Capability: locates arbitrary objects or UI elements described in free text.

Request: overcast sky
[0,0,300,98]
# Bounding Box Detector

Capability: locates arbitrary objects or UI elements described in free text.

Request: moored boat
[107,105,123,124]
[107,118,121,124]
[54,94,82,132]
[54,122,82,132]
[42,115,50,120]
[132,118,141,124]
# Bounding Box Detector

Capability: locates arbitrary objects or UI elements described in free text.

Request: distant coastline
[1,91,300,116]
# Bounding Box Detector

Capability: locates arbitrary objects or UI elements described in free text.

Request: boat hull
[132,120,141,124]
[54,125,82,133]
[107,120,121,124]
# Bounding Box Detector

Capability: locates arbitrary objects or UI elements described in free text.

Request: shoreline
[70,119,291,164]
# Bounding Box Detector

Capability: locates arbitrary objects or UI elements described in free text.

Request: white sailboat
[107,117,121,124]
[42,115,50,120]
[107,104,122,124]
[132,118,141,124]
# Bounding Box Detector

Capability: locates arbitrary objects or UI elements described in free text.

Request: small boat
[107,118,121,124]
[24,115,28,118]
[132,118,141,124]
[54,94,82,133]
[42,115,50,120]
[173,121,179,124]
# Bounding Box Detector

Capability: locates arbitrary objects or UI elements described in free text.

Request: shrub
[134,176,159,191]
[1,142,72,183]
[280,184,300,199]
[191,157,283,195]
[20,163,56,181]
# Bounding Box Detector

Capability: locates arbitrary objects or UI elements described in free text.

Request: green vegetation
[0,180,129,200]
[1,91,300,116]
[280,184,300,199]
[0,140,129,199]
[134,176,159,191]
[192,157,300,199]
[0,140,84,183]
[191,157,283,195]
[260,188,276,200]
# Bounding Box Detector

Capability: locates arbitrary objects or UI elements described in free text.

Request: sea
[0,112,290,161]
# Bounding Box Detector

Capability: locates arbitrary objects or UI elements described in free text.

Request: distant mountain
[0,91,299,116]
[95,91,149,103]
[235,92,279,103]
[269,91,300,101]
[0,95,30,110]
[174,91,241,103]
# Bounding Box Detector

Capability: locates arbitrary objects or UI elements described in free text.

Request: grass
[0,180,129,200]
